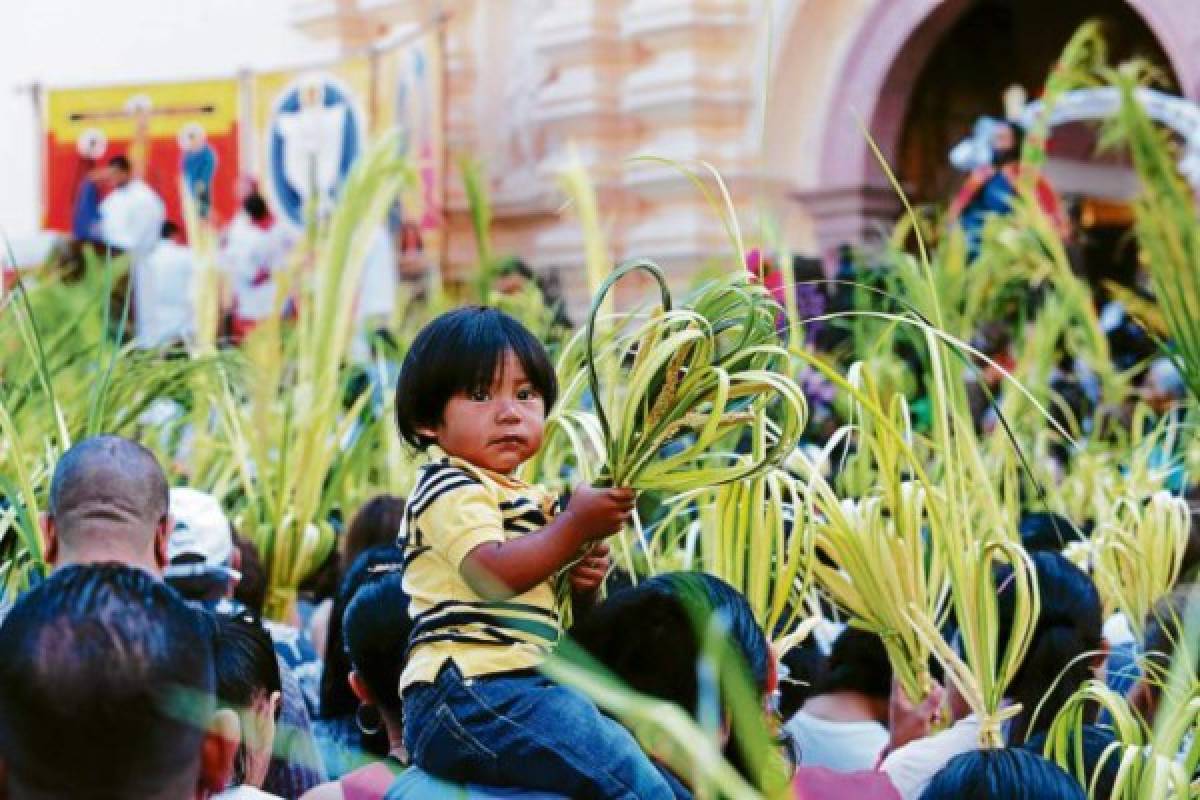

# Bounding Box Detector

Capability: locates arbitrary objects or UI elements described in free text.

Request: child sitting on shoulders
[393,306,689,800]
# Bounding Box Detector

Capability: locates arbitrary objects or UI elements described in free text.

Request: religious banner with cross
[43,78,241,236]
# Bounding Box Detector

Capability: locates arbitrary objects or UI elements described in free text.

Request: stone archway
[778,0,1200,263]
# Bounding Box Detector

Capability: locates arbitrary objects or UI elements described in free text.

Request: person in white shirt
[221,192,293,341]
[785,628,892,773]
[98,155,166,343]
[137,221,197,348]
[357,227,396,326]
[347,227,398,362]
[880,552,1105,800]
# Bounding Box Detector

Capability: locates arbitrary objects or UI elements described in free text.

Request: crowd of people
[60,154,398,353]
[0,115,1195,799]
[0,300,1195,800]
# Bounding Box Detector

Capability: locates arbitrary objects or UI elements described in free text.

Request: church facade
[290,0,1200,307]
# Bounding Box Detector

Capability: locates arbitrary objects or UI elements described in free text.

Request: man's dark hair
[210,612,283,786]
[571,572,770,785]
[1018,512,1083,554]
[319,546,405,721]
[815,627,892,701]
[212,613,282,710]
[995,551,1103,745]
[1024,726,1119,800]
[243,193,269,222]
[48,434,169,555]
[108,154,132,173]
[0,564,216,796]
[920,748,1085,800]
[778,640,827,720]
[344,571,411,717]
[161,220,180,239]
[394,306,558,449]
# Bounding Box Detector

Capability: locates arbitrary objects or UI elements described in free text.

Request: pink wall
[790,0,1200,263]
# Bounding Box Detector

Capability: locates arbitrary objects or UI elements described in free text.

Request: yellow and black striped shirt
[398,446,564,691]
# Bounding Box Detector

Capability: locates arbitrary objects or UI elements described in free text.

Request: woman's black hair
[778,640,827,720]
[919,748,1085,800]
[995,551,1103,745]
[344,573,412,716]
[1023,725,1119,800]
[1018,512,1084,554]
[394,306,558,449]
[571,571,770,786]
[212,612,282,709]
[344,494,406,571]
[814,627,892,701]
[211,612,283,785]
[318,545,406,725]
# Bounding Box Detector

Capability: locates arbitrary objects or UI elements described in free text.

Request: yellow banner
[47,78,240,141]
[44,79,242,229]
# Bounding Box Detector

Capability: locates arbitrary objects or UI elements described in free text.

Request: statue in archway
[946,119,1068,259]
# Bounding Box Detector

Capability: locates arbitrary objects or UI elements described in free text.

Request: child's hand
[564,486,635,542]
[569,542,610,595]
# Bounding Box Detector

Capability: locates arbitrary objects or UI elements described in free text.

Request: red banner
[44,79,241,238]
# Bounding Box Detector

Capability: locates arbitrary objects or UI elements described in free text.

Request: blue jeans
[403,662,690,800]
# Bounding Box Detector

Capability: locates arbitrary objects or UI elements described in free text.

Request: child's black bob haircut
[394,306,557,449]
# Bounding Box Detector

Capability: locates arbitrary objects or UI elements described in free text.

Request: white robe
[276,102,348,216]
[221,215,292,322]
[348,228,397,362]
[100,180,166,345]
[357,227,397,323]
[137,239,196,348]
[99,179,165,259]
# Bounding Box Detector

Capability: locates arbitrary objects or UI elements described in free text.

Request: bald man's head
[45,435,170,573]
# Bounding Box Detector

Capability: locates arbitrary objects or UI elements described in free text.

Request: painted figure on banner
[394,48,439,230]
[497,0,551,199]
[179,123,217,219]
[269,74,362,227]
[72,129,108,245]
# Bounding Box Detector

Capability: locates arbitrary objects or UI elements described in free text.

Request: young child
[393,307,689,799]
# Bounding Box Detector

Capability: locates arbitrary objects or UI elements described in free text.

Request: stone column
[522,0,635,317]
[619,0,758,294]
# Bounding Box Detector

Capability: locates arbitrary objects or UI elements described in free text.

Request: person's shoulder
[408,457,489,515]
[879,714,980,791]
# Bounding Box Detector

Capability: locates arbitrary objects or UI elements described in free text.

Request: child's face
[421,350,546,474]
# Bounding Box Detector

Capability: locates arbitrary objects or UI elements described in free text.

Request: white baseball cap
[165,487,240,582]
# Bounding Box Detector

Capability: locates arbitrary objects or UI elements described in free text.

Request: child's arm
[460,486,633,600]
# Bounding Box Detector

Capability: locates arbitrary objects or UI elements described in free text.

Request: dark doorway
[897,0,1177,205]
